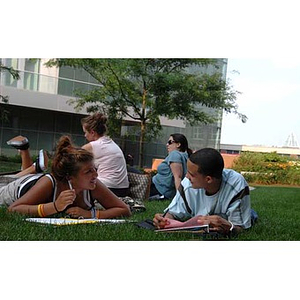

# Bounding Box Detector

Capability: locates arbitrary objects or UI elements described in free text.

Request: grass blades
[1,185,300,240]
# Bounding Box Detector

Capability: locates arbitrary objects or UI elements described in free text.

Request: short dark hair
[189,148,224,179]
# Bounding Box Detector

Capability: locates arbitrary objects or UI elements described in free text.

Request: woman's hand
[65,207,91,219]
[54,190,76,212]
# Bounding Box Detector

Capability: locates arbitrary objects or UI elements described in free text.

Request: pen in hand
[162,208,169,218]
[67,179,76,203]
[67,180,73,190]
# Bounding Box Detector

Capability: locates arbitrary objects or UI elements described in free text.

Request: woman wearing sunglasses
[149,133,193,200]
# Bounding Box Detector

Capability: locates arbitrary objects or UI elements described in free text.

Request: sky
[221,58,300,147]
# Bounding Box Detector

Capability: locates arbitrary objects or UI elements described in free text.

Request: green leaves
[45,58,243,166]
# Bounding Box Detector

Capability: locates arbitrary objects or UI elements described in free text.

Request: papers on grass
[25,218,131,226]
[155,216,209,233]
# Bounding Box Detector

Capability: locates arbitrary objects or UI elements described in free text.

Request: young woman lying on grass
[0,135,131,219]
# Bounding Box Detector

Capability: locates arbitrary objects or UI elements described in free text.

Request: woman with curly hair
[1,135,131,219]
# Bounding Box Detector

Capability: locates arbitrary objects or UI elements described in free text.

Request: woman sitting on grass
[0,135,131,219]
[150,133,193,200]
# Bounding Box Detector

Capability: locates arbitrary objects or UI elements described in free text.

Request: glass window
[74,81,89,94]
[3,59,18,87]
[19,110,39,131]
[38,110,55,132]
[24,59,40,91]
[71,114,86,134]
[58,78,74,96]
[74,68,89,82]
[55,113,72,133]
[59,66,75,80]
[193,127,202,140]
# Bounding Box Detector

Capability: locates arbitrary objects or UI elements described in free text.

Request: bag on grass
[119,196,146,213]
[128,172,151,201]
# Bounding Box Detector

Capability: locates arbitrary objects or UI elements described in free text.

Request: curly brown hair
[51,135,94,181]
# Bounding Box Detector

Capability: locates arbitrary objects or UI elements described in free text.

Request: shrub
[233,151,300,186]
[0,154,22,163]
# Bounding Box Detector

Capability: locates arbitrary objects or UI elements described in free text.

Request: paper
[155,216,209,233]
[25,218,132,226]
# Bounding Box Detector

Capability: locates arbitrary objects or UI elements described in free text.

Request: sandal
[7,135,29,150]
[35,149,49,173]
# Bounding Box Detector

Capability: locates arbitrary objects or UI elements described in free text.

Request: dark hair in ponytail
[170,133,193,157]
[51,135,94,181]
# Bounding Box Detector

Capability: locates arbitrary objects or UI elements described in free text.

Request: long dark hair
[170,133,193,157]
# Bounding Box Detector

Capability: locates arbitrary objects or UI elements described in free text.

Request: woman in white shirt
[81,113,130,197]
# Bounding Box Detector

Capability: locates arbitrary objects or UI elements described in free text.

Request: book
[155,216,209,233]
[25,218,133,226]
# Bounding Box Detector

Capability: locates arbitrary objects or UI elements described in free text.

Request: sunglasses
[167,140,176,145]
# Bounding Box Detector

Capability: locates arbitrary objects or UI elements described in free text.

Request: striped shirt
[166,169,252,228]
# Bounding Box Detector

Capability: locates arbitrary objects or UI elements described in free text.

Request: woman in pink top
[81,113,130,197]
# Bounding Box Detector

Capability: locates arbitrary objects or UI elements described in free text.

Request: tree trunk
[138,85,147,168]
[139,120,146,168]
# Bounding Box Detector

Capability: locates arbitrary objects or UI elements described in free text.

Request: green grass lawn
[1,160,300,240]
[0,185,300,241]
[0,161,21,174]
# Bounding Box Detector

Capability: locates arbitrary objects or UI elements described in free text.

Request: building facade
[0,58,227,167]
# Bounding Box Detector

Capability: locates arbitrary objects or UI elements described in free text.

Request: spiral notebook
[25,218,132,226]
[155,216,209,233]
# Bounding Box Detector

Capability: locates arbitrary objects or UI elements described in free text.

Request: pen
[67,180,73,190]
[162,208,169,218]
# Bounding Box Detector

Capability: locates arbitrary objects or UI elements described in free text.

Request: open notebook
[25,218,132,226]
[155,216,209,233]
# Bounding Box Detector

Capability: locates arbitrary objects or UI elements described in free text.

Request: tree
[46,59,245,167]
[0,63,20,121]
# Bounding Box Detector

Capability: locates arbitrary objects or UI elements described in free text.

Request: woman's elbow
[7,203,17,213]
[123,206,132,217]
[7,203,18,212]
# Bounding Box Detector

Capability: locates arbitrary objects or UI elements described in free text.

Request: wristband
[37,204,46,217]
[96,210,101,219]
[90,207,96,219]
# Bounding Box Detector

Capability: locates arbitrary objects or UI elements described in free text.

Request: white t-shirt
[90,136,129,189]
